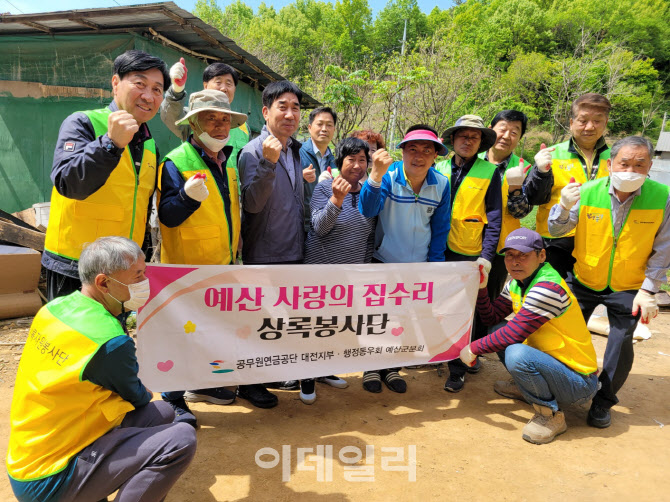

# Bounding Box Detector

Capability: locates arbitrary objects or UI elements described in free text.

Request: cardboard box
[0,245,43,319]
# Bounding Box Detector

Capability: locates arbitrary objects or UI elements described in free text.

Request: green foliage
[194,0,669,145]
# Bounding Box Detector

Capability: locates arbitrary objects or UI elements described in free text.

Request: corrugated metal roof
[0,2,320,107]
[656,132,670,152]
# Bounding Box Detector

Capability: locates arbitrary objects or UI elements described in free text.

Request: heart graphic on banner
[236,325,251,338]
[157,360,174,372]
[391,327,404,336]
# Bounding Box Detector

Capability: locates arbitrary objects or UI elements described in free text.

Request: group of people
[7,48,669,501]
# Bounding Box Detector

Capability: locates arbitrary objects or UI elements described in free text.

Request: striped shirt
[304,179,376,264]
[471,280,570,355]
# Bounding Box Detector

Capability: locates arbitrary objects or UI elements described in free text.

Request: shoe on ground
[522,404,567,444]
[362,370,382,393]
[185,387,236,405]
[300,378,316,404]
[466,357,482,374]
[444,373,465,393]
[266,380,300,391]
[316,375,349,389]
[163,396,197,428]
[237,384,279,408]
[587,403,612,428]
[493,379,525,401]
[382,369,407,393]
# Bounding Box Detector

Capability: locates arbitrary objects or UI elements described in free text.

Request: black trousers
[544,238,576,280]
[46,268,82,301]
[568,275,639,409]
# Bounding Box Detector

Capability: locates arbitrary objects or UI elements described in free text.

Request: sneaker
[493,379,525,401]
[466,357,482,374]
[316,375,349,389]
[444,373,465,393]
[587,403,612,428]
[299,379,316,404]
[237,384,279,408]
[382,369,407,393]
[185,387,236,405]
[266,380,300,391]
[362,370,382,393]
[522,404,567,444]
[163,396,197,428]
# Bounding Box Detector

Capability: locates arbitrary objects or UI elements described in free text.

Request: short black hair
[405,124,438,136]
[203,62,240,87]
[262,80,303,108]
[113,50,169,89]
[335,137,370,170]
[309,107,338,126]
[490,110,529,137]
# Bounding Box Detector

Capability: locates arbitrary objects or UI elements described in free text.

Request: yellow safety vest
[436,158,496,256]
[536,140,610,238]
[508,263,598,375]
[573,177,668,291]
[7,292,133,481]
[158,142,240,265]
[45,108,156,261]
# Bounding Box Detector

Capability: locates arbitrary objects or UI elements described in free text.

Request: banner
[137,262,479,391]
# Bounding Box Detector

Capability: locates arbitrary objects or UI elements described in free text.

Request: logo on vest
[467,185,483,191]
[633,220,655,224]
[586,212,604,222]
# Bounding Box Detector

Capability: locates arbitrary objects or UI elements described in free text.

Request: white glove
[459,344,477,366]
[560,180,581,210]
[534,143,554,173]
[318,169,334,183]
[184,175,209,202]
[632,290,658,324]
[476,257,492,275]
[169,59,187,93]
[505,158,528,187]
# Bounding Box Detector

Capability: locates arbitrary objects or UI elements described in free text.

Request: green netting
[0,33,266,213]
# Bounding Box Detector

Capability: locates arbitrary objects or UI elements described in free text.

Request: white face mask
[108,277,151,311]
[198,132,229,152]
[610,171,646,192]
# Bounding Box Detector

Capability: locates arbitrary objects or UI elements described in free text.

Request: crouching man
[7,237,196,502]
[459,228,598,444]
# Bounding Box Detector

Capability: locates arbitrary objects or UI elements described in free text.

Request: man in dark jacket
[237,80,305,407]
[43,50,169,301]
[299,107,338,233]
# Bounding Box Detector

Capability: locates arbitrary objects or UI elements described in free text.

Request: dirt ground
[0,312,668,502]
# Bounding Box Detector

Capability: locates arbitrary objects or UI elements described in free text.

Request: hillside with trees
[195,0,669,154]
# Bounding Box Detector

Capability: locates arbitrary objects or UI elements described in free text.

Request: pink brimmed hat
[397,129,448,156]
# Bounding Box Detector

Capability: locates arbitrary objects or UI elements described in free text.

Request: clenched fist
[330,177,352,207]
[170,58,188,93]
[534,143,555,173]
[184,173,209,202]
[303,164,316,183]
[559,177,581,210]
[108,110,139,149]
[369,148,394,183]
[262,135,282,164]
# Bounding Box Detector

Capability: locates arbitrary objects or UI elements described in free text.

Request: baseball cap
[501,228,544,253]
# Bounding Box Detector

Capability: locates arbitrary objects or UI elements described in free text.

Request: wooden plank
[0,209,40,232]
[0,220,45,251]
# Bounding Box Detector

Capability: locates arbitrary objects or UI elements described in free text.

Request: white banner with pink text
[136,262,479,391]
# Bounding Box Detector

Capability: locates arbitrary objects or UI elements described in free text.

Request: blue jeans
[499,344,598,412]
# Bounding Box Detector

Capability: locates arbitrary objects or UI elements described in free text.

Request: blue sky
[0,0,444,15]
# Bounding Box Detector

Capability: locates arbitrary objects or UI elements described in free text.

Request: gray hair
[78,236,144,285]
[610,136,654,160]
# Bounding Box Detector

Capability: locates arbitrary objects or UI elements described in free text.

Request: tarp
[0,33,264,213]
